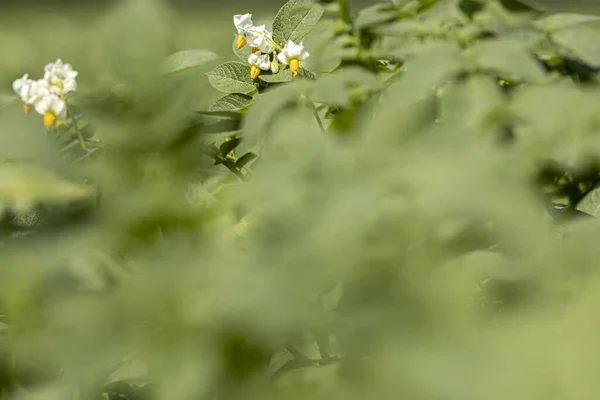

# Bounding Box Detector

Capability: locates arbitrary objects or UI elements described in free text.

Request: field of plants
[4,0,600,399]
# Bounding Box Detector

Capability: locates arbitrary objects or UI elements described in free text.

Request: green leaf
[274,361,342,391]
[472,39,546,81]
[206,62,257,94]
[367,43,463,142]
[499,0,542,12]
[535,13,600,33]
[259,69,294,83]
[301,20,344,73]
[272,0,324,44]
[242,81,312,144]
[552,26,600,68]
[209,94,254,112]
[299,68,317,80]
[471,1,537,35]
[232,36,253,63]
[355,3,397,31]
[376,19,434,37]
[195,110,243,118]
[579,189,600,217]
[0,162,94,207]
[162,49,220,74]
[219,137,241,156]
[311,67,378,107]
[388,42,464,100]
[236,153,258,169]
[438,74,505,133]
[508,84,598,167]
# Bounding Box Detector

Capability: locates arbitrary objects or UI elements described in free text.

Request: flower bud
[270,56,279,74]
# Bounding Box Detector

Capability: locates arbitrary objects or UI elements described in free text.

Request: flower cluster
[233,13,309,79]
[12,59,78,128]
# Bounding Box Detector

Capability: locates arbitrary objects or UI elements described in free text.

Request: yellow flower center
[236,34,247,50]
[43,112,56,128]
[23,103,31,114]
[250,65,261,80]
[289,58,300,77]
[251,47,259,53]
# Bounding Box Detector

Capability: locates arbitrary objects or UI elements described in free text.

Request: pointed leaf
[473,39,546,81]
[272,0,324,44]
[552,26,600,68]
[219,137,242,156]
[195,110,242,118]
[311,67,378,107]
[259,69,294,83]
[299,68,317,80]
[232,36,253,62]
[236,153,258,169]
[209,93,254,112]
[162,49,220,74]
[0,163,94,207]
[242,81,312,142]
[355,3,397,31]
[438,74,506,132]
[206,62,257,94]
[579,188,600,217]
[535,13,600,33]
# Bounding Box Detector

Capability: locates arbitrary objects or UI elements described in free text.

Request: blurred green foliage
[3,0,600,399]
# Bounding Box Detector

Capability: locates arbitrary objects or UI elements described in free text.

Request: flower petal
[277,51,288,65]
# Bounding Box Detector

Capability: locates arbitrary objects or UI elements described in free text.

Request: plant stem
[65,101,88,151]
[338,0,353,28]
[307,97,325,133]
[60,139,80,154]
[285,344,309,362]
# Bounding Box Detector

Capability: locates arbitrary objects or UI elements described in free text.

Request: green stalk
[338,0,353,27]
[65,100,88,151]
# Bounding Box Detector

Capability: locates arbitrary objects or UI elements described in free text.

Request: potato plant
[2,0,600,399]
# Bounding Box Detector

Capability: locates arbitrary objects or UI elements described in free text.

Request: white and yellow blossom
[33,93,67,128]
[277,40,309,77]
[12,74,36,113]
[248,53,271,80]
[12,59,78,128]
[234,13,254,50]
[12,75,54,114]
[247,25,274,54]
[43,58,78,95]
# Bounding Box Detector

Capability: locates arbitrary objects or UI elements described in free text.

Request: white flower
[246,25,274,53]
[277,40,309,77]
[234,13,253,34]
[27,80,53,103]
[12,75,51,114]
[33,93,67,128]
[43,59,78,95]
[234,13,254,49]
[13,74,34,102]
[248,53,271,80]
